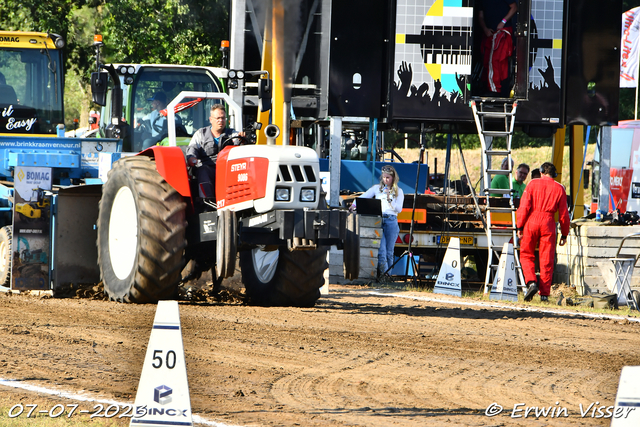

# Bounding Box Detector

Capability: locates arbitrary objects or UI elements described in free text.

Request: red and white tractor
[96,92,359,306]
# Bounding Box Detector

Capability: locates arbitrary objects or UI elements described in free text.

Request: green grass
[378,281,640,318]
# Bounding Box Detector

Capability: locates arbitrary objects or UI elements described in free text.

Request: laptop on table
[355,197,382,216]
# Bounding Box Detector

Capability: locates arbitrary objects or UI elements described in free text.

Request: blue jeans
[378,215,399,275]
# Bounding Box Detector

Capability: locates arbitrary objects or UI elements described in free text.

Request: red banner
[609,168,634,212]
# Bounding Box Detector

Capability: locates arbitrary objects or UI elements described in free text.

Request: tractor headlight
[300,188,316,202]
[275,187,290,201]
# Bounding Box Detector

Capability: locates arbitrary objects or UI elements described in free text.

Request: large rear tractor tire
[0,225,11,287]
[97,156,188,303]
[240,246,328,307]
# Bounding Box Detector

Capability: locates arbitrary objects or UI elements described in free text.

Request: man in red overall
[516,162,570,302]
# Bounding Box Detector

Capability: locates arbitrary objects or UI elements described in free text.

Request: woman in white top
[350,165,405,277]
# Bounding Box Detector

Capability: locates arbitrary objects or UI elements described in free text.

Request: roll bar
[165,91,243,147]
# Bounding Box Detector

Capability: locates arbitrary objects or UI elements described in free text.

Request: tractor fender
[139,146,192,198]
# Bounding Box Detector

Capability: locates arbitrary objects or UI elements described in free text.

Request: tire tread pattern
[274,248,328,307]
[98,156,187,303]
[241,247,328,307]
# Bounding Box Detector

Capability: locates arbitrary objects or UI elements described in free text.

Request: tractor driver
[186,104,244,199]
[138,91,184,151]
[140,91,168,150]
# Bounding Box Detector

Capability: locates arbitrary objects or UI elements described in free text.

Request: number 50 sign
[130,301,193,427]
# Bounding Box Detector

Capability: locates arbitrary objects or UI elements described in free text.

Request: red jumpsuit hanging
[516,176,570,296]
[481,28,513,93]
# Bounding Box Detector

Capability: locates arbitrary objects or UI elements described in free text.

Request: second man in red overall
[516,162,570,302]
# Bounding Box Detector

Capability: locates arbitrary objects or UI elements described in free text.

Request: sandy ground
[0,283,639,427]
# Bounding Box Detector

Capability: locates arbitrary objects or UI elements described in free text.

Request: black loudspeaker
[328,0,387,118]
[564,0,621,126]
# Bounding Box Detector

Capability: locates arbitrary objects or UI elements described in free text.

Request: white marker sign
[490,243,518,302]
[434,237,461,297]
[130,301,193,427]
[611,366,640,426]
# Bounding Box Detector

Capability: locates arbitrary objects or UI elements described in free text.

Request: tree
[99,0,230,67]
[0,0,98,80]
[1,0,231,127]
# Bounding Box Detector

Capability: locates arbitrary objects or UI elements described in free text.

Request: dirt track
[1,285,639,426]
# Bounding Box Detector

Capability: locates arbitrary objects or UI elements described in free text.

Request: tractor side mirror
[91,72,108,106]
[258,78,272,112]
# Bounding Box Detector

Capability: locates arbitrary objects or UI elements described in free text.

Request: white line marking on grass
[0,378,243,427]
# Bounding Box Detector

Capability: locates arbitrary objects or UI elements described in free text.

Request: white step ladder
[470,99,525,294]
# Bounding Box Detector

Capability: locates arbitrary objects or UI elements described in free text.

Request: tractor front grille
[277,165,317,183]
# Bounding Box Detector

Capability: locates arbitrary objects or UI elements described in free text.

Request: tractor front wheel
[216,209,237,279]
[240,246,328,307]
[97,156,187,303]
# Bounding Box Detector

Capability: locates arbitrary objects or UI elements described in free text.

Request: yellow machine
[0,31,65,138]
[15,203,41,220]
[14,188,50,220]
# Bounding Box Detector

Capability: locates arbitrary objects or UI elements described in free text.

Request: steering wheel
[136,120,151,134]
[228,134,251,146]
